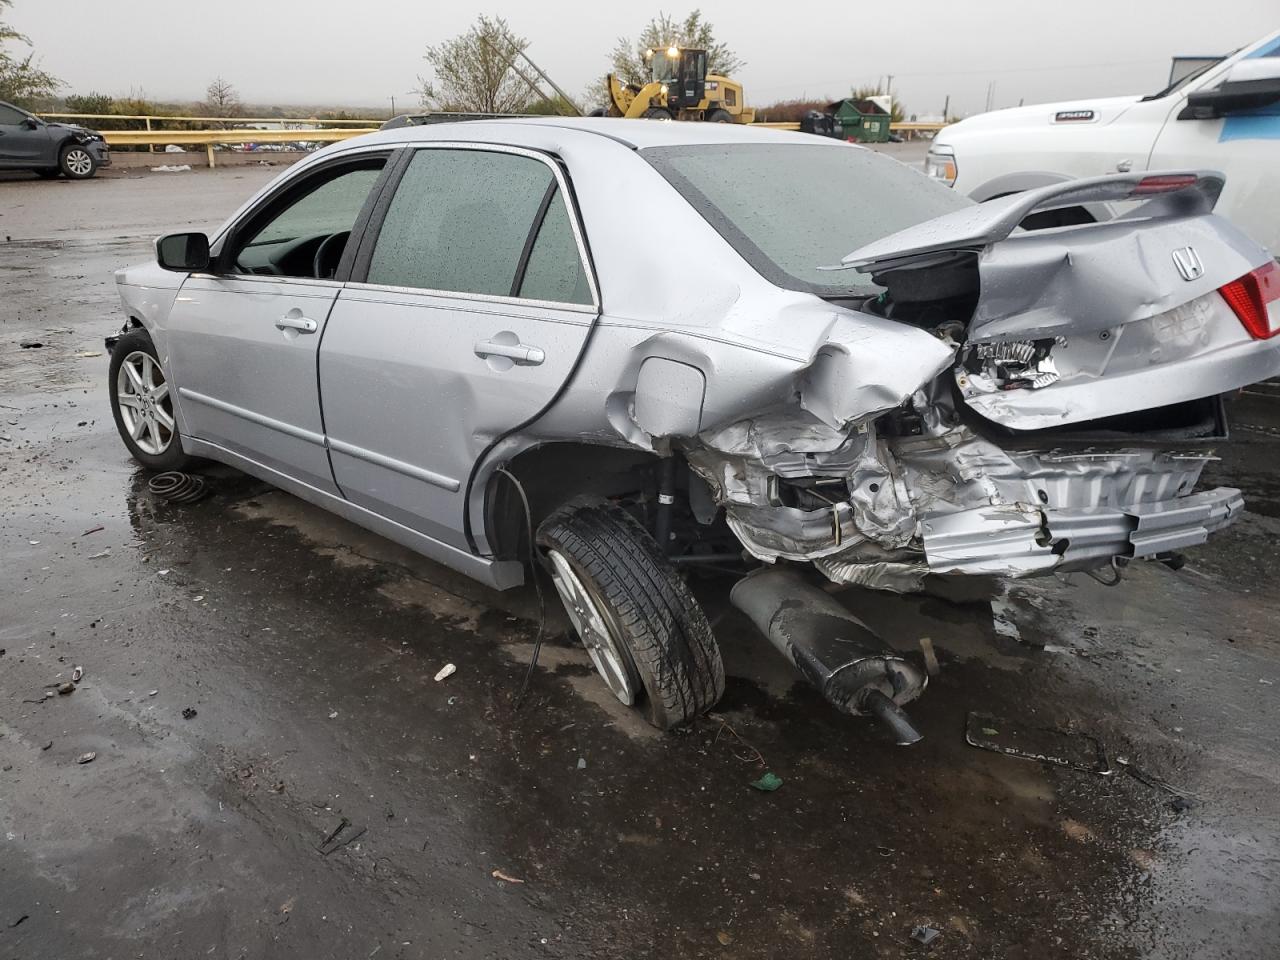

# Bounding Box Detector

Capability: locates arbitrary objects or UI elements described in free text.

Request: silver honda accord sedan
[107,118,1280,735]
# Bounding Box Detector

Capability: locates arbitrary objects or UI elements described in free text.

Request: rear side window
[367,148,591,304]
[519,190,591,304]
[0,104,27,125]
[643,142,971,297]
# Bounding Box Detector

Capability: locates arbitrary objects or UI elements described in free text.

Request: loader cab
[647,47,708,109]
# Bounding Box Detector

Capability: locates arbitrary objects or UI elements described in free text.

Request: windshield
[643,142,972,297]
[1141,58,1225,101]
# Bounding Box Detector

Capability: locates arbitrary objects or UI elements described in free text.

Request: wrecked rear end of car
[674,171,1279,593]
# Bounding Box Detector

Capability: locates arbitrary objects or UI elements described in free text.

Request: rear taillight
[1219,261,1280,340]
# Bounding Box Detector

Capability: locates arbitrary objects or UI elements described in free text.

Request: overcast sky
[9,1,1277,117]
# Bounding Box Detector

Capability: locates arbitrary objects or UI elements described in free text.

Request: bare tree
[418,15,531,114]
[0,0,60,107]
[609,11,743,88]
[203,76,241,117]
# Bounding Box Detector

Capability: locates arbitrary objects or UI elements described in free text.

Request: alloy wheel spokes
[116,350,173,456]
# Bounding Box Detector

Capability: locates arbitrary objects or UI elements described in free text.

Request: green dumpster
[827,98,892,143]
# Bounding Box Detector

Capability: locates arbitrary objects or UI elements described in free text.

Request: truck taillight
[1219,261,1280,340]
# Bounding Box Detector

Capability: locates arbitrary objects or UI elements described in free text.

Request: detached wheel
[59,144,97,179]
[109,329,194,471]
[538,499,724,730]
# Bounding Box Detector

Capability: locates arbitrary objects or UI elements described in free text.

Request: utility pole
[886,74,894,99]
[388,95,396,118]
[942,93,950,121]
[485,35,584,116]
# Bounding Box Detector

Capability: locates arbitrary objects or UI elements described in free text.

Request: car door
[0,102,51,168]
[318,145,598,549]
[165,151,391,495]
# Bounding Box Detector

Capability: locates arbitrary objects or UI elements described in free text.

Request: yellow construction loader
[602,46,754,123]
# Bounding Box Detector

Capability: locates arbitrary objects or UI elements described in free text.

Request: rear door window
[365,148,591,303]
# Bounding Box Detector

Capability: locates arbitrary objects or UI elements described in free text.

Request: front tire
[109,329,194,472]
[59,144,97,179]
[537,499,724,730]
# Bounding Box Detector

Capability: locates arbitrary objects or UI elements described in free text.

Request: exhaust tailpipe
[730,569,927,744]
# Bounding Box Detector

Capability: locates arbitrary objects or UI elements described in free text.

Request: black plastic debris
[181,707,197,720]
[19,340,43,349]
[148,471,209,504]
[965,711,1110,774]
[911,925,941,946]
[318,817,366,856]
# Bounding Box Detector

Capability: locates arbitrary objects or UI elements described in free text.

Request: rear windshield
[642,142,971,297]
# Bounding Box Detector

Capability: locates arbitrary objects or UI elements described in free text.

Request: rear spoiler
[842,170,1225,274]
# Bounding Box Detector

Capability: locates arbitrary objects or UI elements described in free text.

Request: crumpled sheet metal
[968,213,1264,345]
[920,486,1243,576]
[800,312,954,429]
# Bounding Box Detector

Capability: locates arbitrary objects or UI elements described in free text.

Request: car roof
[351,116,841,152]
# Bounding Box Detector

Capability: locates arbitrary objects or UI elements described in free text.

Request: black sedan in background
[0,100,110,179]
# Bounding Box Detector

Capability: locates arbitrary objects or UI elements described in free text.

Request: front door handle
[275,312,318,333]
[474,338,545,366]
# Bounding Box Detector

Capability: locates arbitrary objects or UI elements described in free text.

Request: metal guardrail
[754,120,946,136]
[99,127,378,167]
[37,113,381,167]
[40,112,380,126]
[36,111,947,168]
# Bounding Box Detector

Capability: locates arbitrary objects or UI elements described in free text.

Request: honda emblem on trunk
[1172,246,1204,281]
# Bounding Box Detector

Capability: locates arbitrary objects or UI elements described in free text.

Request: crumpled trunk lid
[842,172,1280,432]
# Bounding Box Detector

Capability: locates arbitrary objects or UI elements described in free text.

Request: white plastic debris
[434,663,457,682]
[150,164,192,173]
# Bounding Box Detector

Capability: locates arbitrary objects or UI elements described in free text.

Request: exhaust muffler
[730,569,927,744]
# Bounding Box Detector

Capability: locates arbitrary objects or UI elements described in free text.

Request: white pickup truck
[927,29,1280,255]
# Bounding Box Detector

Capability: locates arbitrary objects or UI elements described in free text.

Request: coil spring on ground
[147,471,209,504]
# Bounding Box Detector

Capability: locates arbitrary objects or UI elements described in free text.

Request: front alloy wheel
[108,328,194,472]
[60,146,96,179]
[116,350,174,455]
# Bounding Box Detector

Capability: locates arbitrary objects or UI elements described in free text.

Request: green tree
[418,15,531,114]
[609,11,743,88]
[0,0,60,107]
[64,92,113,116]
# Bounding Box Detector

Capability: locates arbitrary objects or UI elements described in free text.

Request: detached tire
[109,328,195,472]
[538,499,724,730]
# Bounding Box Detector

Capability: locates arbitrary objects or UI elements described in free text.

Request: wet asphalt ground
[2,164,1279,960]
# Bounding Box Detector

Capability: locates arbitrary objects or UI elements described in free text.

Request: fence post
[206,143,215,169]
[146,117,154,153]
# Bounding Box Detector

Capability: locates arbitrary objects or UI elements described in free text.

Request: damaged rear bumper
[921,486,1242,577]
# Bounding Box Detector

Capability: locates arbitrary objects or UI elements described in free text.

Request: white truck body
[930,29,1280,256]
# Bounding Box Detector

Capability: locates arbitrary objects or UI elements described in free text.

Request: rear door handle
[275,313,318,333]
[474,338,545,366]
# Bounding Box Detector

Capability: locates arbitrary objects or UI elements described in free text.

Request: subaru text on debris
[106,120,1280,737]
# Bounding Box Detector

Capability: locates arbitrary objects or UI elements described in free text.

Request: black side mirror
[1178,59,1280,120]
[23,117,39,130]
[155,232,211,272]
